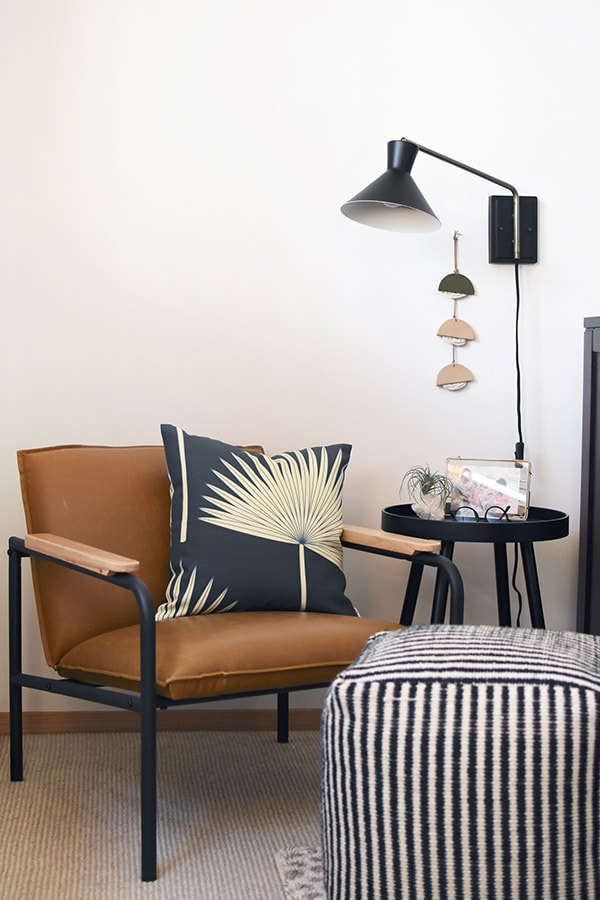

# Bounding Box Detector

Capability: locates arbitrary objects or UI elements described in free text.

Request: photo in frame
[445,457,531,520]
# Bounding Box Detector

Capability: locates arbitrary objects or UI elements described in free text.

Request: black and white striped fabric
[321,625,600,900]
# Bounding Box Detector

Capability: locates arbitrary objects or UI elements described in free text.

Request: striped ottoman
[321,625,600,900]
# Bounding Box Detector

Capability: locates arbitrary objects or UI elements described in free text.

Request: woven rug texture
[0,729,321,900]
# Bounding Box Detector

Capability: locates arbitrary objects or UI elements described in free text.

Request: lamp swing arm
[402,138,521,259]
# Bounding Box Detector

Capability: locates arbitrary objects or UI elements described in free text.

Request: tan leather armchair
[8,443,463,881]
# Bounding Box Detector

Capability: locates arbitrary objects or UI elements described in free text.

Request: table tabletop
[382,504,569,545]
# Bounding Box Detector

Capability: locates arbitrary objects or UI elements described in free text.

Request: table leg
[430,541,454,624]
[400,562,424,625]
[493,543,512,626]
[520,542,546,628]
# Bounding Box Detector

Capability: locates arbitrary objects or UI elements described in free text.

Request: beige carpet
[0,730,322,899]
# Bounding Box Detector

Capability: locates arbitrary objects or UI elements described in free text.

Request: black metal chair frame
[8,534,463,882]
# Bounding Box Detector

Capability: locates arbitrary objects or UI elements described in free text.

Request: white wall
[1,0,598,712]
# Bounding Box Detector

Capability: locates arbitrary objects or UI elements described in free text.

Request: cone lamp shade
[340,140,441,233]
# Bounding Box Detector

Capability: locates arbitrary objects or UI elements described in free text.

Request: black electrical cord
[512,258,525,624]
[514,260,524,461]
[511,545,524,627]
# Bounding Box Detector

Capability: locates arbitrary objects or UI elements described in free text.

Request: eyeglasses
[450,505,511,522]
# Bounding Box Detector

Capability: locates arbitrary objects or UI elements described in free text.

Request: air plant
[401,464,453,505]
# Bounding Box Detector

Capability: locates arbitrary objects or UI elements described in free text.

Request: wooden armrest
[341,524,441,556]
[25,534,140,576]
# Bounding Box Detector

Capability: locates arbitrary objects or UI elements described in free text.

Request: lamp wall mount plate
[489,196,538,264]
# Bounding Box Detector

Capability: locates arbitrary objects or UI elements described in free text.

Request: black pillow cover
[156,425,357,619]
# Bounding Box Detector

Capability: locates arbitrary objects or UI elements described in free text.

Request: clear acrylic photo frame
[445,457,531,521]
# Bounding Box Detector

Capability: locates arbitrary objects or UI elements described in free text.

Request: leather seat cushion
[56,610,402,701]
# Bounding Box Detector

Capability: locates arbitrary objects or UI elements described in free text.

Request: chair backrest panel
[18,445,172,666]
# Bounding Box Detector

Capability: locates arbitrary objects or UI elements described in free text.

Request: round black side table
[382,504,569,627]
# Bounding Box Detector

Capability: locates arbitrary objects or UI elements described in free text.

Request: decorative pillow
[156,425,357,619]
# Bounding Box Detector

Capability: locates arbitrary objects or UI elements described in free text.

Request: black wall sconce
[341,137,538,460]
[341,138,537,264]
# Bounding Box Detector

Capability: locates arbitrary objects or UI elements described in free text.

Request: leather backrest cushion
[18,445,172,666]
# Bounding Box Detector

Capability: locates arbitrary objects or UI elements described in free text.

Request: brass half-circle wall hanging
[437,230,475,299]
[436,361,475,391]
[437,317,475,346]
[437,271,475,300]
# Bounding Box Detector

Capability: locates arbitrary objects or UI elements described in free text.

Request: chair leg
[8,545,24,782]
[134,578,159,881]
[9,683,23,782]
[277,691,289,743]
[140,698,157,881]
